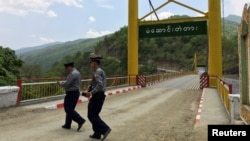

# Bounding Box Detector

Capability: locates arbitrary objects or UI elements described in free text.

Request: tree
[20,64,42,78]
[0,46,23,86]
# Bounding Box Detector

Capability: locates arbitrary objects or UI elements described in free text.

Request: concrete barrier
[0,86,20,108]
[228,94,242,124]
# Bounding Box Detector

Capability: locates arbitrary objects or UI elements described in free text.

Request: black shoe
[77,120,85,131]
[62,125,71,129]
[89,134,101,139]
[101,128,111,141]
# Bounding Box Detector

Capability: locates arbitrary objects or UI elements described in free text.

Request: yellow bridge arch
[128,0,222,87]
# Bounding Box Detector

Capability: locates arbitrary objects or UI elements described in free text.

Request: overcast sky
[0,0,249,50]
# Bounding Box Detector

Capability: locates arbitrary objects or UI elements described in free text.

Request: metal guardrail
[197,73,233,115]
[213,76,233,114]
[16,75,132,104]
[16,72,191,105]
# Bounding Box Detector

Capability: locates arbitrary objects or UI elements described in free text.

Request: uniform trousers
[64,90,84,127]
[88,92,110,135]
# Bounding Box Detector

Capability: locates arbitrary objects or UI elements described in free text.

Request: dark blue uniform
[59,64,85,130]
[88,67,111,139]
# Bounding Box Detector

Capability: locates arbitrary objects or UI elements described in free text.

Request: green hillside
[17,37,105,72]
[17,15,240,77]
[92,17,239,75]
[225,14,241,23]
[15,42,63,55]
[222,19,239,38]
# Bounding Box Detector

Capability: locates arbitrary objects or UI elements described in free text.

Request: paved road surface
[224,78,240,94]
[0,75,210,141]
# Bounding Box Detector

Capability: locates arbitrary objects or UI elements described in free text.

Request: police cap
[64,62,74,67]
[89,54,102,63]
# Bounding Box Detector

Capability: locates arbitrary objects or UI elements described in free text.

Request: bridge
[0,73,236,141]
[157,68,179,73]
[126,0,250,126]
[0,1,250,141]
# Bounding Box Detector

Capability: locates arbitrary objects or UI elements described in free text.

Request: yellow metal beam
[128,0,222,87]
[208,0,222,86]
[128,0,138,84]
[140,0,207,22]
[139,16,208,25]
[172,1,207,16]
[140,1,171,21]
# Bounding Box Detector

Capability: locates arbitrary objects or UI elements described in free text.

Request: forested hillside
[15,15,240,78]
[46,28,238,78]
[15,42,62,55]
[92,26,238,75]
[17,37,105,72]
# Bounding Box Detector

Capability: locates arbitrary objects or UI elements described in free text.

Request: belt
[96,91,104,94]
[66,89,79,93]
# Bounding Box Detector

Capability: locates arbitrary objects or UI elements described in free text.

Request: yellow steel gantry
[128,0,222,86]
[128,0,138,82]
[208,0,222,86]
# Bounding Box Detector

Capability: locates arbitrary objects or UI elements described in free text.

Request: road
[0,74,205,141]
[224,77,240,94]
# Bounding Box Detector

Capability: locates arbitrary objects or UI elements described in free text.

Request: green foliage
[45,51,93,77]
[94,26,128,75]
[222,20,239,39]
[225,15,241,24]
[16,16,240,78]
[21,83,64,100]
[17,37,105,73]
[222,35,239,74]
[139,63,157,74]
[138,35,208,71]
[102,56,124,75]
[44,21,238,76]
[20,64,42,78]
[0,46,23,86]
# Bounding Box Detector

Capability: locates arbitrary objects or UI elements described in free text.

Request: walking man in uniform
[57,62,85,131]
[82,54,111,141]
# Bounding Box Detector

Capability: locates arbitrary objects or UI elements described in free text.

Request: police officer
[82,54,111,141]
[57,62,85,131]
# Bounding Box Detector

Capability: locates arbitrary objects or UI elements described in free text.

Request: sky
[0,0,249,50]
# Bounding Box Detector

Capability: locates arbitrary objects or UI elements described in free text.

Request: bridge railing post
[199,72,209,89]
[16,79,22,106]
[136,75,146,87]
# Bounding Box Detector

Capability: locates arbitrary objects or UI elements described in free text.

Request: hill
[225,14,241,24]
[17,15,241,75]
[15,42,62,55]
[222,15,240,38]
[91,16,240,75]
[17,37,105,72]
